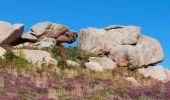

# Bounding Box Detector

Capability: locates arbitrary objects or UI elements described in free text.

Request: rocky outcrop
[0,21,24,45]
[138,65,170,82]
[78,26,140,54]
[0,47,6,59]
[20,22,77,47]
[78,25,164,67]
[84,57,117,71]
[12,49,58,68]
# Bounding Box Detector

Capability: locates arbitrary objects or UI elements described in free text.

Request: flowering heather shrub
[164,89,170,98]
[128,86,153,97]
[164,81,170,88]
[0,96,19,100]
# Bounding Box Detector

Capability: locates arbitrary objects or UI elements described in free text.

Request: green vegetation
[17,51,27,69]
[3,51,14,62]
[0,50,30,71]
[50,46,99,69]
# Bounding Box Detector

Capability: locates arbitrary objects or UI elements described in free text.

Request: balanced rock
[21,22,77,46]
[78,26,140,54]
[84,57,117,71]
[138,65,170,82]
[0,21,24,45]
[12,49,58,67]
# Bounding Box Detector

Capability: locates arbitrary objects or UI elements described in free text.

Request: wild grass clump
[17,51,27,69]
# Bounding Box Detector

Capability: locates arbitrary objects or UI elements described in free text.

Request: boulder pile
[0,21,169,82]
[78,25,169,82]
[78,25,164,67]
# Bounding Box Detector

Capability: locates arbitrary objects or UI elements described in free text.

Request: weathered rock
[109,45,142,67]
[22,32,38,42]
[12,49,58,67]
[14,37,56,49]
[136,35,164,66]
[21,22,77,46]
[66,60,80,67]
[138,65,170,82]
[84,57,117,71]
[109,35,164,67]
[13,42,35,48]
[84,62,103,71]
[0,47,6,59]
[0,21,24,45]
[78,26,140,54]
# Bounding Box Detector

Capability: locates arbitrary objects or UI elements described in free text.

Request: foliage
[3,51,14,62]
[50,46,99,69]
[51,46,65,58]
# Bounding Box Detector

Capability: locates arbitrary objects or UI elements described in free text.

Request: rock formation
[0,21,77,48]
[0,20,169,82]
[78,25,164,67]
[19,22,77,48]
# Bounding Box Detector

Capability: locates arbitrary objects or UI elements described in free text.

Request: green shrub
[3,51,14,62]
[65,46,81,61]
[66,46,99,61]
[51,46,65,58]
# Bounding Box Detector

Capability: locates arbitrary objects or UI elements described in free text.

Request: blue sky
[0,0,169,69]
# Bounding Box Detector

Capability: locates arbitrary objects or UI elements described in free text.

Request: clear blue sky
[0,0,169,69]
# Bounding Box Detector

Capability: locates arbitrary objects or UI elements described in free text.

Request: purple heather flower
[31,86,48,94]
[0,96,19,100]
[164,89,170,98]
[128,86,153,97]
